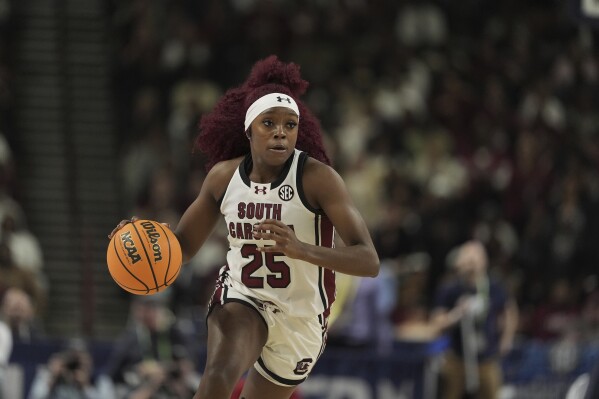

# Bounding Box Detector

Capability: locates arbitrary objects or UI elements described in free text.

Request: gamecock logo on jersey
[293,358,313,375]
[278,185,294,201]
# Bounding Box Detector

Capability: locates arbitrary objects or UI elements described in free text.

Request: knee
[202,364,245,390]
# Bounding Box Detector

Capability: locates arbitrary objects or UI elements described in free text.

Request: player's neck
[249,166,283,183]
[248,156,287,184]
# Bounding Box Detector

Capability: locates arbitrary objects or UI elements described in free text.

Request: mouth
[269,145,287,153]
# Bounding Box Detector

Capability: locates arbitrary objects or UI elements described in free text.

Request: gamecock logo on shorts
[293,358,313,375]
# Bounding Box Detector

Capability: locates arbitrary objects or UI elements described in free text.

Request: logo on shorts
[293,358,313,375]
[278,185,294,201]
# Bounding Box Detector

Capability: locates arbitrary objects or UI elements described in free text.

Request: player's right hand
[108,216,139,239]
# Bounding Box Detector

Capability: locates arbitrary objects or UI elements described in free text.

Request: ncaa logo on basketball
[278,185,294,201]
[120,231,141,264]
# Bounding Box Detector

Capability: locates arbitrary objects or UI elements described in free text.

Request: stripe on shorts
[257,356,307,386]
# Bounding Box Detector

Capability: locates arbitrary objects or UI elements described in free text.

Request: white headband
[244,93,300,131]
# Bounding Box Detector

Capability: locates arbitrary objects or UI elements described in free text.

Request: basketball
[106,219,182,295]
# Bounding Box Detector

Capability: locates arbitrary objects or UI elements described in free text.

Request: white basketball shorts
[209,271,327,386]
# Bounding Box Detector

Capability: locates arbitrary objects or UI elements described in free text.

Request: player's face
[249,107,298,165]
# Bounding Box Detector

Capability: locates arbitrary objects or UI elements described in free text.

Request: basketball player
[111,55,379,399]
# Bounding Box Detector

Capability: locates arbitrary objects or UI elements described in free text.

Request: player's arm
[255,159,379,277]
[175,160,236,263]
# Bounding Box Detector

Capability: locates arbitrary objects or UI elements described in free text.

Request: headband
[244,93,300,131]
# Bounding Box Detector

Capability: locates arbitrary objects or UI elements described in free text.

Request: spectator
[102,295,194,394]
[0,242,45,313]
[432,240,518,399]
[28,341,115,399]
[1,214,45,276]
[529,278,581,341]
[0,314,11,396]
[327,260,397,354]
[117,357,199,399]
[1,287,44,343]
[565,360,599,399]
[395,302,442,342]
[579,283,599,342]
[105,1,599,340]
[393,253,441,342]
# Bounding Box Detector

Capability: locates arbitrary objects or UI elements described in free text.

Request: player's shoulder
[300,156,345,208]
[302,155,340,183]
[208,156,244,180]
[205,156,245,198]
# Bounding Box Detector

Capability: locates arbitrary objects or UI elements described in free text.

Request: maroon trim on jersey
[207,265,229,315]
[317,314,328,360]
[297,151,322,214]
[206,265,269,330]
[316,214,336,317]
[320,215,336,312]
[320,215,334,247]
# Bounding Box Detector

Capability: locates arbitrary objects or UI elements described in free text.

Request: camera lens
[64,355,81,370]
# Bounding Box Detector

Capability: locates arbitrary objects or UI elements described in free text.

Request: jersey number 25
[241,244,291,288]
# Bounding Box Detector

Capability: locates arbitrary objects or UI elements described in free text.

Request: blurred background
[1,0,599,398]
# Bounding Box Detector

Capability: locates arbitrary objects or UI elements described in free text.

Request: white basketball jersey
[219,149,336,318]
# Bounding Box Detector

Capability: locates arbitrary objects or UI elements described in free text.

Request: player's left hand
[253,219,306,259]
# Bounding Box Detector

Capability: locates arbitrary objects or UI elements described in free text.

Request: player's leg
[238,367,297,399]
[193,302,268,399]
[240,310,323,399]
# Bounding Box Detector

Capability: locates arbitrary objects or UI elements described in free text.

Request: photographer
[28,346,114,399]
[121,358,197,399]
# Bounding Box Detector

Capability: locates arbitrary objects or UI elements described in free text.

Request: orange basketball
[106,219,182,295]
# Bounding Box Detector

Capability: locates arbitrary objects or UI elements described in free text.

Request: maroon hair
[195,55,330,170]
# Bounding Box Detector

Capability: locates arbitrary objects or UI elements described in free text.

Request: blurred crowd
[109,0,599,347]
[1,0,599,397]
[0,0,49,390]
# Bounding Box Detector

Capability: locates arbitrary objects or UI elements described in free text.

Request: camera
[167,363,182,379]
[62,351,82,371]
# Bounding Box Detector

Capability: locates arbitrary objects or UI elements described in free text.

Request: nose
[274,124,286,137]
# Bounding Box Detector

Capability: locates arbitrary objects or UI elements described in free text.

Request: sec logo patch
[278,185,294,201]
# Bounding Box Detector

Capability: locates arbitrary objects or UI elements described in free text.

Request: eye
[286,121,298,129]
[262,119,273,127]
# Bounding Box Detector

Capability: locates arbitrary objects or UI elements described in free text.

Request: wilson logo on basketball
[120,231,141,264]
[278,185,294,201]
[141,221,163,262]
